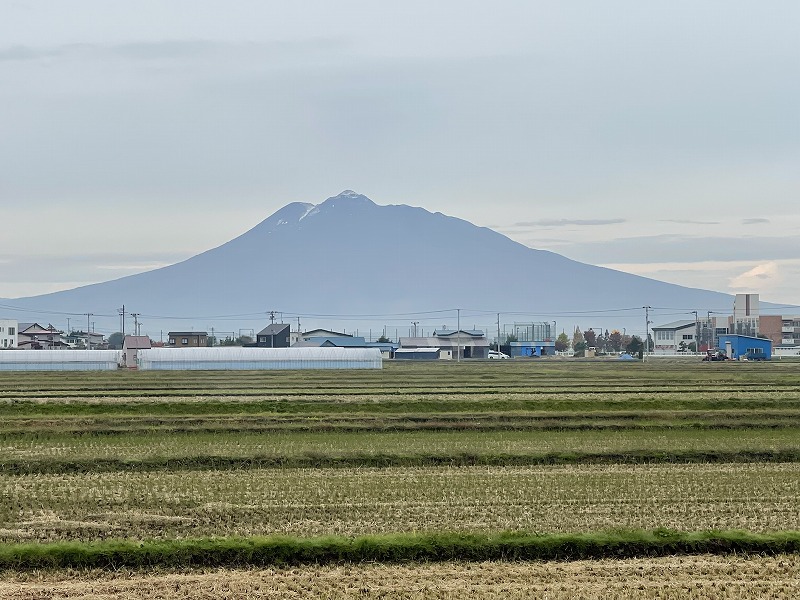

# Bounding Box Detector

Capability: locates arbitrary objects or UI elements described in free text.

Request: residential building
[167,332,208,347]
[254,324,291,348]
[0,319,18,349]
[652,320,699,354]
[65,330,106,349]
[18,323,68,349]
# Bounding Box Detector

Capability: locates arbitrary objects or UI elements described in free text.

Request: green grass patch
[0,530,798,570]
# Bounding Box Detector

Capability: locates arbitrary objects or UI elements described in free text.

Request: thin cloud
[742,218,770,225]
[659,219,720,225]
[515,218,625,227]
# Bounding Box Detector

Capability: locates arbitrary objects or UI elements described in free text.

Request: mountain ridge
[2,191,748,333]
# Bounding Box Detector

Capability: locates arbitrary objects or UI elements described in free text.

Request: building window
[8,327,14,335]
[169,338,175,345]
[682,334,693,340]
[182,338,189,345]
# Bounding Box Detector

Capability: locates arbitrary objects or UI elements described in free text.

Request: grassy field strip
[3,450,800,475]
[3,428,798,461]
[2,555,798,599]
[0,410,800,434]
[0,531,798,571]
[1,464,797,541]
[5,392,800,407]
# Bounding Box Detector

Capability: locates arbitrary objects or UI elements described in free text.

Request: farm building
[0,350,121,371]
[717,334,772,360]
[121,335,152,368]
[136,347,382,370]
[394,347,442,360]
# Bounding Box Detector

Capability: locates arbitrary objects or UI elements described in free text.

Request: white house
[0,319,18,349]
[651,320,698,354]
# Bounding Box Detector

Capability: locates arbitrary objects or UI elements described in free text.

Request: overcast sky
[2,0,799,307]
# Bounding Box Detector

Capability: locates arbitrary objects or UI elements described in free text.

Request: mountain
[4,191,741,332]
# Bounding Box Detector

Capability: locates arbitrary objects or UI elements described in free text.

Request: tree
[572,327,584,349]
[626,335,644,356]
[554,332,570,352]
[678,341,688,353]
[500,334,518,356]
[583,329,597,348]
[608,330,623,352]
[107,332,124,349]
[377,335,391,343]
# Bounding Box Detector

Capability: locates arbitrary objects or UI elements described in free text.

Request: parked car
[702,349,729,361]
[488,350,510,359]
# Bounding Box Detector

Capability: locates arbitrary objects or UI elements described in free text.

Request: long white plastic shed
[136,347,382,370]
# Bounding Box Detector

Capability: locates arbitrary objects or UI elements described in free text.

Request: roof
[651,320,696,331]
[718,334,772,343]
[302,329,351,338]
[432,329,485,337]
[257,323,290,336]
[294,336,369,348]
[123,336,152,349]
[19,323,59,334]
[395,347,440,353]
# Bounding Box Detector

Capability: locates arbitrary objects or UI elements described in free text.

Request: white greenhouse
[136,347,383,370]
[0,350,121,371]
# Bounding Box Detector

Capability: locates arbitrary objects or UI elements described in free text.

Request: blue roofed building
[717,334,772,361]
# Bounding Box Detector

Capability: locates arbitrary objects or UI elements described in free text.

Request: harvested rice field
[0,360,798,595]
[1,555,798,599]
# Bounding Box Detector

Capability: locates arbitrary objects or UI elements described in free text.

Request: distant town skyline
[1,1,798,303]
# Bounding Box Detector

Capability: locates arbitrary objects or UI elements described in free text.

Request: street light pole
[643,306,652,361]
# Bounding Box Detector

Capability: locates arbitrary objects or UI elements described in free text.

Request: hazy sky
[2,0,799,306]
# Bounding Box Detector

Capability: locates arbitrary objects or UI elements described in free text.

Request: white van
[488,350,510,359]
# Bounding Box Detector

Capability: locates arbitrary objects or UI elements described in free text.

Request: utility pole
[690,310,699,354]
[85,313,92,350]
[497,313,501,353]
[131,313,140,337]
[456,308,461,363]
[707,310,715,350]
[119,305,126,337]
[412,321,419,337]
[269,311,276,324]
[643,306,652,361]
[66,318,70,336]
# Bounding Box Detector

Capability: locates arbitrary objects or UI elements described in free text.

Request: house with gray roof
[255,323,291,348]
